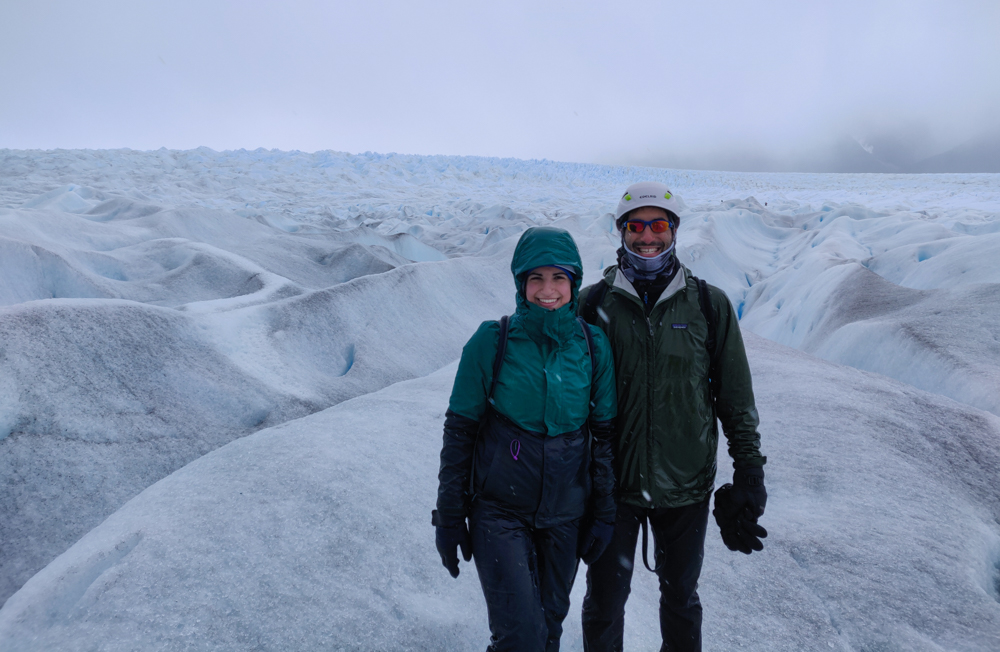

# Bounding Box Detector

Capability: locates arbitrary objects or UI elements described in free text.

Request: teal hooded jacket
[436,227,618,528]
[448,227,617,434]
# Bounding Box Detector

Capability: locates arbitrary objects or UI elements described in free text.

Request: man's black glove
[713,484,768,554]
[432,510,472,578]
[579,520,615,565]
[731,466,767,517]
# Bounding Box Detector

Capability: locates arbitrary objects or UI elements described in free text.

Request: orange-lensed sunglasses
[625,219,673,233]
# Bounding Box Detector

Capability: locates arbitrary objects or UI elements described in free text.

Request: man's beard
[618,241,676,283]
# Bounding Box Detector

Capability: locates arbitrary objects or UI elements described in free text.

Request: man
[578,181,767,652]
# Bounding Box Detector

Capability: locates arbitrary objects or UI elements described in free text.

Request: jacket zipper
[645,305,654,504]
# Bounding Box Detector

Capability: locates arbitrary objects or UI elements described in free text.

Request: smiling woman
[434,226,619,650]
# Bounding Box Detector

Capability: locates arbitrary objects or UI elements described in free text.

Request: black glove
[432,510,472,578]
[579,520,615,565]
[713,484,768,554]
[731,466,767,517]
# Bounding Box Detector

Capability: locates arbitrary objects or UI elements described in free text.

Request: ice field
[0,148,999,650]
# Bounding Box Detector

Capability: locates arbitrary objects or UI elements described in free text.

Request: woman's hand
[432,510,473,577]
[579,519,615,565]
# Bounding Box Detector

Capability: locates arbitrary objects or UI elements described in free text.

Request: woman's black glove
[731,466,767,517]
[432,510,472,578]
[579,520,615,565]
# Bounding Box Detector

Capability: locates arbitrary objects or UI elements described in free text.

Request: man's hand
[713,484,767,554]
[432,510,472,578]
[579,520,615,565]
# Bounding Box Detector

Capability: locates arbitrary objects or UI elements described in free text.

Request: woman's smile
[525,266,572,310]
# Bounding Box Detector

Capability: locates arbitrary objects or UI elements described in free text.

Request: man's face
[622,206,674,258]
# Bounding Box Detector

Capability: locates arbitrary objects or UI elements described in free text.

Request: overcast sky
[2,0,998,169]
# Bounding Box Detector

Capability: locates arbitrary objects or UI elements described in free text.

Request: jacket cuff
[733,466,765,486]
[733,455,766,469]
[431,509,465,528]
[588,419,615,440]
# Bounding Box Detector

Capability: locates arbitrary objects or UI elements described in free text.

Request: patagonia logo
[672,323,688,329]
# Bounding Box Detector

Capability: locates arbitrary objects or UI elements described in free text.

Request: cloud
[1,0,998,170]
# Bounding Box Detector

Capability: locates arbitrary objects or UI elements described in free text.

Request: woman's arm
[588,327,618,522]
[435,321,498,524]
[436,410,481,525]
[588,418,617,523]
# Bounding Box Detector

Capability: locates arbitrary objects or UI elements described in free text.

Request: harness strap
[640,513,662,573]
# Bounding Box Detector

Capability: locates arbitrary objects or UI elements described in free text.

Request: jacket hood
[510,227,584,344]
[511,227,584,308]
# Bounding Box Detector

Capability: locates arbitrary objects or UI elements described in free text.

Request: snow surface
[0,148,999,650]
[1,337,999,651]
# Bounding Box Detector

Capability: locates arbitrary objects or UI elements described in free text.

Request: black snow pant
[470,499,582,652]
[581,499,710,652]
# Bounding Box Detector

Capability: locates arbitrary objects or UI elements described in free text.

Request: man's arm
[710,288,766,468]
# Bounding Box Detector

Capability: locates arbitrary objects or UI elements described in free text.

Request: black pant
[470,500,581,652]
[581,499,710,652]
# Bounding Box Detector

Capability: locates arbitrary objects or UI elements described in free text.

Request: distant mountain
[637,131,1000,174]
[908,133,1000,173]
[822,135,902,173]
[797,132,1000,174]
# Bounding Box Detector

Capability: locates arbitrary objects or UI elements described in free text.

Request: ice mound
[1,148,999,648]
[1,335,997,652]
[679,197,1000,416]
[20,185,107,214]
[0,249,514,603]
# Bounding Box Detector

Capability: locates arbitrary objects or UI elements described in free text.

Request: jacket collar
[514,299,578,346]
[609,264,688,308]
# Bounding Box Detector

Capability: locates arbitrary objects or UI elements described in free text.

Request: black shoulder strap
[695,277,716,352]
[577,316,596,377]
[470,315,510,498]
[581,281,610,326]
[487,315,510,400]
[693,276,720,403]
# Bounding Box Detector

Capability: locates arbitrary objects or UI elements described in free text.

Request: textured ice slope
[0,185,444,308]
[1,148,999,635]
[680,197,1000,416]
[1,334,998,652]
[0,244,515,603]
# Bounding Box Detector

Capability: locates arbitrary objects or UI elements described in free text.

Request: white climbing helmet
[615,181,682,230]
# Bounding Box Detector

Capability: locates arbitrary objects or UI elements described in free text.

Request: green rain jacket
[448,228,617,434]
[437,227,618,528]
[579,263,765,509]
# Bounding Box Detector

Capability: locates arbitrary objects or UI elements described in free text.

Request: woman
[433,226,618,652]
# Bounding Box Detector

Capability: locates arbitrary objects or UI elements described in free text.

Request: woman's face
[525,266,572,310]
